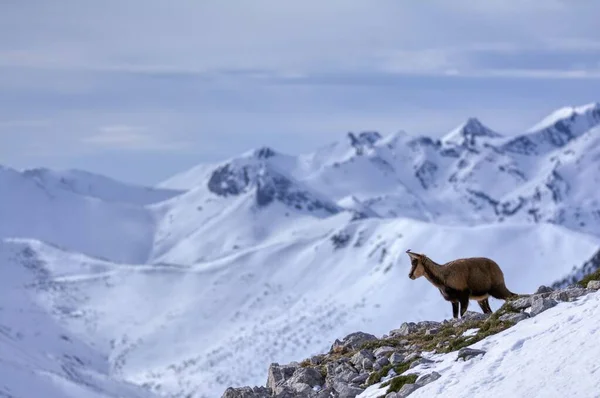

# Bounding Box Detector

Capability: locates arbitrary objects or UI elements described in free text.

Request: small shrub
[382,374,419,393]
[578,268,600,287]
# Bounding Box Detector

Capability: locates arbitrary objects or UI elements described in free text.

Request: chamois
[405,249,518,319]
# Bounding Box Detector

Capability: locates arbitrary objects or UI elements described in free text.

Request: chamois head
[406,249,427,280]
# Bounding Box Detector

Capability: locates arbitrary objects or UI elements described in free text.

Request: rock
[565,287,592,300]
[389,352,405,365]
[511,296,533,310]
[499,312,529,324]
[362,358,374,371]
[332,380,364,398]
[404,352,420,363]
[397,383,419,397]
[416,371,441,387]
[417,321,441,330]
[425,327,440,335]
[350,373,369,385]
[390,322,418,337]
[331,332,378,352]
[373,346,396,358]
[286,367,325,392]
[376,356,390,368]
[457,347,486,361]
[549,290,569,302]
[535,285,554,294]
[350,349,375,367]
[530,297,558,317]
[327,362,358,384]
[222,386,271,398]
[409,357,434,369]
[386,393,399,398]
[460,311,489,321]
[587,280,600,290]
[267,363,298,393]
[310,355,324,365]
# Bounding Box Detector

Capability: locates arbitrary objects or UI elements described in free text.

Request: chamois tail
[490,284,521,300]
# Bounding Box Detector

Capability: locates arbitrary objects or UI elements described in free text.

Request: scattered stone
[457,347,486,361]
[535,285,554,294]
[389,352,405,365]
[417,321,441,330]
[286,367,325,392]
[222,386,271,398]
[396,383,419,397]
[565,287,592,300]
[331,380,364,398]
[331,332,378,352]
[309,355,324,365]
[404,352,420,363]
[409,357,434,369]
[350,350,375,367]
[267,363,298,393]
[416,371,441,387]
[362,358,374,371]
[460,311,489,322]
[425,327,440,335]
[376,356,390,368]
[390,322,418,337]
[530,297,558,317]
[499,312,529,324]
[374,346,396,358]
[550,290,569,302]
[350,373,369,385]
[327,362,358,384]
[511,296,533,310]
[587,280,600,290]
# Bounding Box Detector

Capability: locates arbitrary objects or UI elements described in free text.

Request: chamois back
[443,257,506,294]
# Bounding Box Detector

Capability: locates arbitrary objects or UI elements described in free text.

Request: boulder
[530,297,558,317]
[457,347,486,361]
[587,280,600,290]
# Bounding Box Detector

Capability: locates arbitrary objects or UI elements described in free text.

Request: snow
[359,290,600,398]
[527,102,600,133]
[1,102,600,397]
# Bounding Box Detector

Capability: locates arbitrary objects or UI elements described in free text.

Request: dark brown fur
[406,249,518,319]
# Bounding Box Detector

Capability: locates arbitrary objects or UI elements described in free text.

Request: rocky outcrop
[221,282,598,398]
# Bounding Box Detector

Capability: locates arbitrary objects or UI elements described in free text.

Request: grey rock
[287,367,325,391]
[362,358,374,371]
[530,297,558,317]
[416,371,441,387]
[425,327,440,335]
[565,287,592,300]
[417,321,441,330]
[404,352,420,363]
[390,322,418,337]
[331,332,378,352]
[350,373,369,385]
[457,347,486,361]
[222,386,271,398]
[535,285,554,294]
[389,352,405,365]
[374,346,396,358]
[397,383,419,397]
[549,290,569,302]
[310,355,324,365]
[499,312,529,324]
[332,380,364,398]
[267,363,298,393]
[386,393,399,398]
[587,280,600,290]
[511,296,533,310]
[328,361,358,384]
[409,357,434,369]
[460,311,489,321]
[350,349,375,367]
[376,356,390,368]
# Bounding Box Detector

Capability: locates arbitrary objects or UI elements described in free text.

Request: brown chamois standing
[405,249,518,319]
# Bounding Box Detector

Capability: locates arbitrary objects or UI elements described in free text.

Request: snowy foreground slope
[0,240,157,398]
[0,102,600,398]
[359,289,600,398]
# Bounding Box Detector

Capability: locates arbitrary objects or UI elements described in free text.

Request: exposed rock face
[222,282,599,398]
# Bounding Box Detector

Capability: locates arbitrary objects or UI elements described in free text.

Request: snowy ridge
[1,102,600,397]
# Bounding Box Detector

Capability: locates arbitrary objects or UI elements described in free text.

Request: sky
[1,0,599,185]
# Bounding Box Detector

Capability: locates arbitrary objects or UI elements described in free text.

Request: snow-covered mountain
[1,102,600,398]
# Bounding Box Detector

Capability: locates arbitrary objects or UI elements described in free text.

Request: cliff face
[222,280,600,398]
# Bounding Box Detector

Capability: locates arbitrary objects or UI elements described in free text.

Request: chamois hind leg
[452,302,459,319]
[459,294,470,318]
[478,298,492,314]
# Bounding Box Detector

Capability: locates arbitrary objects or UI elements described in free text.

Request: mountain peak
[527,102,600,133]
[443,117,502,147]
[347,131,382,155]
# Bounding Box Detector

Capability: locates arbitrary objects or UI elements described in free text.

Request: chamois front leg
[452,302,459,319]
[459,294,470,318]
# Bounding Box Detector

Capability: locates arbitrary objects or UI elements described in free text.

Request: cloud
[82,125,190,152]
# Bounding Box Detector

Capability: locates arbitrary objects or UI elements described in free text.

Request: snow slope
[22,167,183,205]
[0,166,157,263]
[0,239,158,398]
[25,218,600,398]
[360,290,600,398]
